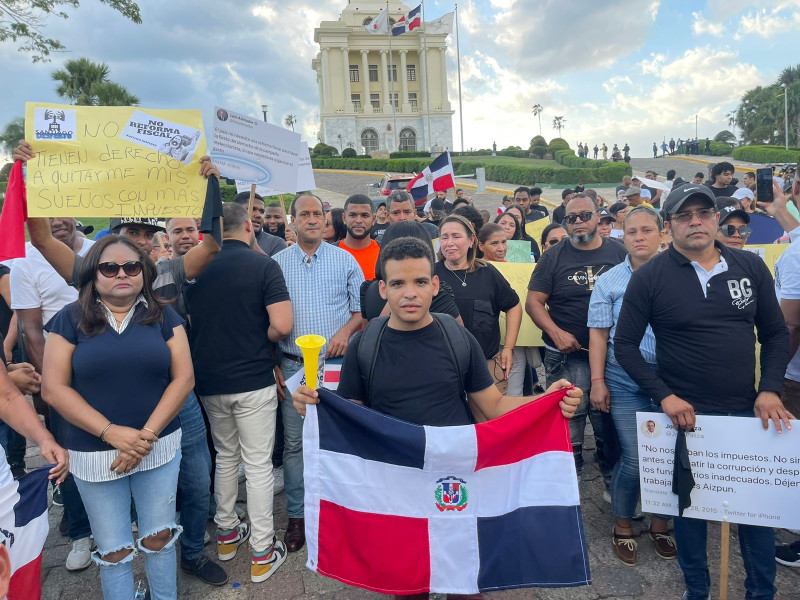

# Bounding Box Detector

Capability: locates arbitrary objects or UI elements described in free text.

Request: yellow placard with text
[494,262,543,347]
[24,103,207,218]
[525,218,549,250]
[744,244,787,276]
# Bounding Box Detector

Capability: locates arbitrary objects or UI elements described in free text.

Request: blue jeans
[0,421,26,474]
[75,450,183,600]
[675,410,775,600]
[605,362,669,521]
[544,349,619,487]
[177,393,212,560]
[279,357,306,519]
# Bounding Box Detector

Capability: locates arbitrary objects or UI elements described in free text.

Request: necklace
[447,265,468,287]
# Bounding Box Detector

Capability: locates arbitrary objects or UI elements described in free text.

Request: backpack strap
[431,313,472,412]
[356,316,390,406]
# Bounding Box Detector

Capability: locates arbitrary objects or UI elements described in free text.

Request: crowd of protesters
[0,135,799,600]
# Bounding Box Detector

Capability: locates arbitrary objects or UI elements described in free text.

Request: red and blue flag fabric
[392,4,422,36]
[407,151,455,201]
[302,388,591,595]
[0,464,52,600]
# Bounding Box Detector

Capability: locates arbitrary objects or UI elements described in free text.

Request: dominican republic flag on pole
[392,4,422,36]
[0,465,52,600]
[407,151,455,201]
[303,388,591,595]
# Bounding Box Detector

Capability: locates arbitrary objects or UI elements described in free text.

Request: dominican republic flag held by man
[392,4,422,36]
[303,388,591,594]
[0,465,52,600]
[407,151,455,201]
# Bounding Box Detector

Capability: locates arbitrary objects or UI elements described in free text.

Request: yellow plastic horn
[295,335,327,390]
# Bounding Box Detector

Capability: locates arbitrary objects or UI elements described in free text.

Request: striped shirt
[587,256,657,366]
[273,240,364,357]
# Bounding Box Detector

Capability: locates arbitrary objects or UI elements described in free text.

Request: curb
[671,156,756,173]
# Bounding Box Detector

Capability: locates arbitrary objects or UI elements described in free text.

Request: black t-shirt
[0,265,12,340]
[710,184,739,198]
[337,320,493,426]
[434,262,520,359]
[185,240,290,395]
[553,204,567,225]
[528,205,549,221]
[528,237,627,350]
[359,279,460,321]
[371,222,390,244]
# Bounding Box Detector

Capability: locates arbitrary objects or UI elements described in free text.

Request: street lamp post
[261,104,268,123]
[782,83,789,150]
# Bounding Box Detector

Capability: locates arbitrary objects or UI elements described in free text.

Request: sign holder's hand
[199,155,220,179]
[754,391,795,434]
[13,140,34,163]
[660,394,696,430]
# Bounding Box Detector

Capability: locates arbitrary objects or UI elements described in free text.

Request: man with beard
[526,194,626,488]
[234,193,287,257]
[338,194,380,280]
[265,203,288,240]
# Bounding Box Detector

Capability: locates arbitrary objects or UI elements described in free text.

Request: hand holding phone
[756,168,774,203]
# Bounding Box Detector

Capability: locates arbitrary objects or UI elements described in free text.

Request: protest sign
[505,240,533,263]
[744,243,787,276]
[297,142,316,192]
[284,357,342,395]
[210,106,300,195]
[25,103,206,218]
[494,262,543,347]
[525,218,549,250]
[637,411,800,529]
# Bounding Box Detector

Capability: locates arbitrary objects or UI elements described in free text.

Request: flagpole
[455,4,464,153]
[387,1,398,151]
[421,0,432,153]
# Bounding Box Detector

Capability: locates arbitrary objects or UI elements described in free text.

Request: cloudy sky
[1,0,798,158]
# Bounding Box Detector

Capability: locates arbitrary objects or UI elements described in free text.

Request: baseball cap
[562,188,575,200]
[75,221,94,236]
[732,188,754,203]
[430,197,446,212]
[716,198,750,225]
[661,183,716,216]
[598,208,614,222]
[624,186,642,197]
[110,218,165,232]
[609,202,628,215]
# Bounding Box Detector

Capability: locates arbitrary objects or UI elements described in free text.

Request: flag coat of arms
[303,388,591,595]
[407,152,456,201]
[392,4,422,36]
[0,464,52,599]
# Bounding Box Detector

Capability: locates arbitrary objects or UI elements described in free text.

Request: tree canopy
[735,64,800,146]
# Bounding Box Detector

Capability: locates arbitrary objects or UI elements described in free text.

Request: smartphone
[756,168,774,203]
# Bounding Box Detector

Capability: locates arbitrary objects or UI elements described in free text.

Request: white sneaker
[603,490,611,503]
[273,466,285,495]
[238,462,246,483]
[66,537,93,571]
[204,530,211,545]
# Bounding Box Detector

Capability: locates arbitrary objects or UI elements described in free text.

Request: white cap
[732,188,754,201]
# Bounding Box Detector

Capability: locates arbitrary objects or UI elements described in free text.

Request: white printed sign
[637,412,800,528]
[284,358,342,395]
[297,142,316,192]
[210,105,300,195]
[234,181,280,198]
[33,107,78,141]
[119,109,203,165]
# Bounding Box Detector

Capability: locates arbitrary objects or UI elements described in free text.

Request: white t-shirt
[774,236,800,381]
[610,229,624,239]
[10,239,94,327]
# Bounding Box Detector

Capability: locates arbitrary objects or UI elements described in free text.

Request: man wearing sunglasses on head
[715,199,751,250]
[527,193,626,487]
[615,182,791,600]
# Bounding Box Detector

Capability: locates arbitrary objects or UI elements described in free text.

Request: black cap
[75,221,94,235]
[609,201,628,215]
[716,198,750,225]
[430,197,446,212]
[110,218,165,232]
[562,188,575,200]
[661,183,716,216]
[598,208,614,221]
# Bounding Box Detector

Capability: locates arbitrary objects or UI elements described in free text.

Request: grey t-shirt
[255,230,287,257]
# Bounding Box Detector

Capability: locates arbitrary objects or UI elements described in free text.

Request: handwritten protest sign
[637,412,800,529]
[525,218,549,250]
[494,262,543,347]
[505,240,533,263]
[211,106,300,195]
[25,103,206,218]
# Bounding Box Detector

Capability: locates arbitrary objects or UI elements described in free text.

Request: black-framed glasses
[670,208,717,224]
[564,211,596,224]
[97,261,143,278]
[719,224,752,238]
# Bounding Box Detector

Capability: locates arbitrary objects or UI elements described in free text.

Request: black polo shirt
[614,242,788,414]
[185,239,290,395]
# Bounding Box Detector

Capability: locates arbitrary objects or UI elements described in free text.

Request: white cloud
[638,53,666,75]
[735,7,800,38]
[691,11,724,36]
[647,1,661,21]
[602,76,632,93]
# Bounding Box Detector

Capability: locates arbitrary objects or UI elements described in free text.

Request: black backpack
[356,313,472,414]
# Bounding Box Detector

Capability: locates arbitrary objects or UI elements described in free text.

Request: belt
[283,353,302,363]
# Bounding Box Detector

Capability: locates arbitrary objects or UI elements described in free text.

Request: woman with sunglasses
[540,223,568,252]
[715,198,752,250]
[42,236,193,600]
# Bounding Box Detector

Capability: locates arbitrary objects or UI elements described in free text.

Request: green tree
[284,114,297,131]
[0,117,25,154]
[552,115,566,137]
[51,57,138,105]
[1,1,141,62]
[92,81,139,106]
[532,103,543,136]
[736,64,800,146]
[714,130,736,144]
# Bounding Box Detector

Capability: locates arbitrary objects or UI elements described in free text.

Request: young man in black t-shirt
[526,194,626,484]
[293,237,581,426]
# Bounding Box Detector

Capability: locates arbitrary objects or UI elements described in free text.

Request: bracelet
[503,346,513,350]
[142,427,157,437]
[99,422,113,443]
[590,377,605,382]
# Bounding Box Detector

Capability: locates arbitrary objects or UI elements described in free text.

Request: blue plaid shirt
[273,241,364,357]
[587,256,657,366]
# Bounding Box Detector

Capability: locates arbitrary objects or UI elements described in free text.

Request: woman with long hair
[436,215,521,391]
[323,208,347,245]
[42,236,193,600]
[502,205,541,261]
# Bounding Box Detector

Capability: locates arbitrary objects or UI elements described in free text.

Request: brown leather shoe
[649,529,677,560]
[612,526,637,566]
[285,518,305,552]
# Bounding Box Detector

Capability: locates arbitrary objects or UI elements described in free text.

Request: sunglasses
[670,209,717,224]
[564,211,596,224]
[719,224,752,238]
[97,261,143,278]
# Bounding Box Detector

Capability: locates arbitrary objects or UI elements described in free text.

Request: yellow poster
[24,103,207,218]
[525,218,550,250]
[494,262,543,347]
[744,244,787,276]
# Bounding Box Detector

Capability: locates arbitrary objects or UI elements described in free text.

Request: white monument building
[312,0,454,154]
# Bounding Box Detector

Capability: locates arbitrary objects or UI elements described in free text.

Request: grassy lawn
[453,155,566,169]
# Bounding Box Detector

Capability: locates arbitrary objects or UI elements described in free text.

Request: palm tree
[726,110,737,141]
[552,115,566,137]
[0,117,25,154]
[51,58,110,105]
[92,82,139,106]
[284,114,297,131]
[532,104,543,135]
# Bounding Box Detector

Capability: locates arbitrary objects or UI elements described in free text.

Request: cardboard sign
[505,240,533,263]
[494,262,543,347]
[637,412,800,529]
[25,103,207,218]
